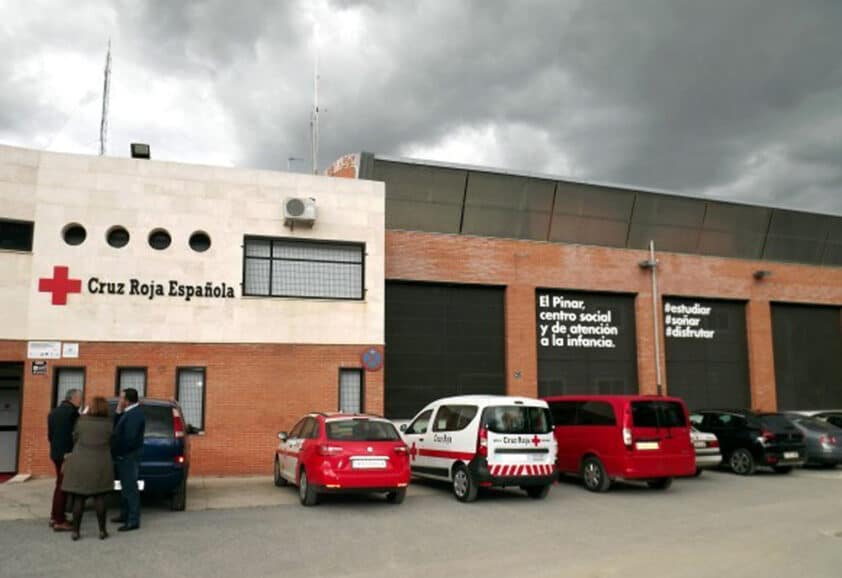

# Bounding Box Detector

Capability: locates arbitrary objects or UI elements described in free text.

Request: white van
[400,395,557,502]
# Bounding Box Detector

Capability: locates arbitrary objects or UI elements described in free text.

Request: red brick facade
[385,229,842,411]
[0,341,382,476]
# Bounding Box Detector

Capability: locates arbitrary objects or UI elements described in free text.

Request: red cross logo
[38,266,82,305]
[409,442,418,462]
[531,435,541,447]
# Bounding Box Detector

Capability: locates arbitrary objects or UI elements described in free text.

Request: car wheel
[729,449,756,476]
[523,484,551,499]
[581,457,611,492]
[386,488,406,504]
[646,477,673,490]
[773,466,793,474]
[452,464,478,503]
[274,458,288,487]
[693,467,703,477]
[170,473,187,511]
[298,469,319,506]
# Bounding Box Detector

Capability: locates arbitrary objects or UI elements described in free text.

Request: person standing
[60,396,114,540]
[47,388,81,532]
[111,388,145,532]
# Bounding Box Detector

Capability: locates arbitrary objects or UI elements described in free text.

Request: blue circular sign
[361,347,383,371]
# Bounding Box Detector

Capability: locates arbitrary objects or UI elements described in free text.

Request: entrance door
[0,363,23,473]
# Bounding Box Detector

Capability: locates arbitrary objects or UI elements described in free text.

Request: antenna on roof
[310,24,320,174]
[99,39,112,156]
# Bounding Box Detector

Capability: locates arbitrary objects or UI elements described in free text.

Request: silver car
[691,427,722,476]
[782,413,842,467]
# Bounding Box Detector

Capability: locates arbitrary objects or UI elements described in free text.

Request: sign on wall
[27,341,61,359]
[663,298,750,411]
[536,290,638,397]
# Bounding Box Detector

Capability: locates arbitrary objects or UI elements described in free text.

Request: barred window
[177,367,205,431]
[243,237,364,299]
[339,369,363,413]
[116,368,147,398]
[54,367,85,407]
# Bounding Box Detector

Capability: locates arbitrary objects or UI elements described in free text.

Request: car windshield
[758,414,796,431]
[482,406,553,434]
[107,401,172,438]
[793,416,837,432]
[326,419,400,441]
[631,401,687,428]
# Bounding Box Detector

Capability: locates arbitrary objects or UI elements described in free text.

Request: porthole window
[62,223,87,246]
[106,226,130,248]
[189,231,211,253]
[148,228,172,250]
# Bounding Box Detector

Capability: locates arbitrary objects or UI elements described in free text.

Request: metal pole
[649,240,663,395]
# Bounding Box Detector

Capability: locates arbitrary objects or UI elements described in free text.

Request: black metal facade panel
[772,303,842,410]
[370,157,842,268]
[663,297,751,411]
[461,172,555,240]
[384,282,506,419]
[536,290,638,397]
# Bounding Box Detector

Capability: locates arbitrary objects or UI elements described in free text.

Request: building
[0,145,384,476]
[326,153,842,419]
[2,144,842,477]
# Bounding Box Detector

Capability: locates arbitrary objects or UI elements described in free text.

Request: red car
[273,413,411,506]
[543,395,696,492]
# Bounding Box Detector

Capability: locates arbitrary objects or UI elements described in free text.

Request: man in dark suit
[111,388,145,531]
[47,388,82,531]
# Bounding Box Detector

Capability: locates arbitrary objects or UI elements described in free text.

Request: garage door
[772,303,842,410]
[385,282,506,419]
[664,298,750,411]
[536,289,638,397]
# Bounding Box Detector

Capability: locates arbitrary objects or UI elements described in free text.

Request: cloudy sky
[2,0,841,213]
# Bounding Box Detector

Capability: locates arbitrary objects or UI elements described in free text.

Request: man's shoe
[53,522,73,532]
[117,524,139,532]
[110,517,126,524]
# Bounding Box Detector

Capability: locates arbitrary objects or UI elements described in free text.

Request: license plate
[352,459,387,469]
[783,451,799,459]
[694,442,706,449]
[113,480,145,491]
[635,441,660,451]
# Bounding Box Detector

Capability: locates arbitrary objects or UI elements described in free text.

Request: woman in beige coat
[61,396,114,540]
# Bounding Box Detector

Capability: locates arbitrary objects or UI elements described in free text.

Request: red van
[543,395,696,492]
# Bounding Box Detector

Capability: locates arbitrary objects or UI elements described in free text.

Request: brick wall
[0,341,382,476]
[385,230,842,409]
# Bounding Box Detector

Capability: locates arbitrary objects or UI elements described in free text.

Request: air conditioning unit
[283,197,317,227]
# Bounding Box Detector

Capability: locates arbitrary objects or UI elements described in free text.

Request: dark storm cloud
[1,0,841,214]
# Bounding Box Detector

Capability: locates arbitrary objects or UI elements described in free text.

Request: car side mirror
[277,431,288,442]
[399,424,407,433]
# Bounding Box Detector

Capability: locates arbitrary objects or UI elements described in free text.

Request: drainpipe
[639,240,663,396]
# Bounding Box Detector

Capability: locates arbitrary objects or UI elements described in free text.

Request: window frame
[338,368,365,414]
[241,235,366,301]
[53,366,86,408]
[0,218,35,253]
[114,367,148,397]
[175,366,206,432]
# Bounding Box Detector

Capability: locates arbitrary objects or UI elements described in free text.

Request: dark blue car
[108,398,192,510]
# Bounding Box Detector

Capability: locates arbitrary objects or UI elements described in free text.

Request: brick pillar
[506,285,538,398]
[746,299,778,411]
[634,292,663,395]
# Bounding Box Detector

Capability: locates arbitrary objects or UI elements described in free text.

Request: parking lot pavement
[3,468,841,578]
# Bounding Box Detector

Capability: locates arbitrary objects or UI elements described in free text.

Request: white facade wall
[0,145,384,345]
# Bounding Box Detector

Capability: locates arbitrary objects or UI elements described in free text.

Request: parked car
[543,395,695,492]
[400,395,557,502]
[690,427,722,476]
[107,398,192,510]
[274,413,410,506]
[782,413,842,468]
[789,410,842,430]
[690,410,806,475]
